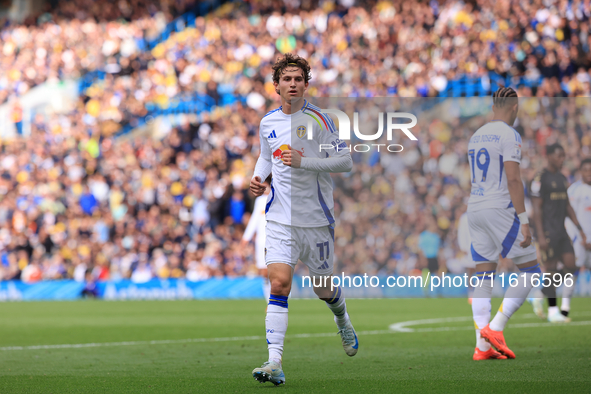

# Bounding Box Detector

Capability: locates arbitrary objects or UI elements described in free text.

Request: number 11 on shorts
[316,241,330,261]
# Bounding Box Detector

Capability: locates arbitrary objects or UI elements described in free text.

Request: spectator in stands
[1,0,591,285]
[81,270,98,298]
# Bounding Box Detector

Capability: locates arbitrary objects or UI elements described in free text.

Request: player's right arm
[530,173,547,250]
[250,121,272,197]
[505,162,531,248]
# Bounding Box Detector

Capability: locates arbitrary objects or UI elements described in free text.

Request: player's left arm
[296,114,352,173]
[283,147,353,172]
[501,129,531,248]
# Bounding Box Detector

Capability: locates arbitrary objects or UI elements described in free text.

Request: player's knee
[270,278,291,296]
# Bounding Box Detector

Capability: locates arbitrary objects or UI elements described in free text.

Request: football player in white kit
[241,176,272,302]
[564,158,591,315]
[468,87,541,360]
[249,54,355,385]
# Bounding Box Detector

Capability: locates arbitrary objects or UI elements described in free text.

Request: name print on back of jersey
[467,122,522,211]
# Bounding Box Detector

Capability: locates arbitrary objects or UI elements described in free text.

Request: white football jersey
[567,180,591,238]
[255,100,350,228]
[467,121,522,211]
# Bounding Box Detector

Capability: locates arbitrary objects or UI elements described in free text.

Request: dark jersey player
[530,143,586,322]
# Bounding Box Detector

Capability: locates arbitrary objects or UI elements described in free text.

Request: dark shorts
[540,233,575,262]
[427,257,439,273]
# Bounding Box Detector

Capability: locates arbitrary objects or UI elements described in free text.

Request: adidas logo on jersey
[268,130,277,139]
[317,261,329,270]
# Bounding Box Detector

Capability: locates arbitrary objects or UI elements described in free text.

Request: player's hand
[281,144,301,168]
[249,176,266,197]
[537,236,548,251]
[520,223,532,248]
[582,233,591,250]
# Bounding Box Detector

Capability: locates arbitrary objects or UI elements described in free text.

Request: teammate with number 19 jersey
[467,121,536,263]
[467,88,541,362]
[467,122,523,211]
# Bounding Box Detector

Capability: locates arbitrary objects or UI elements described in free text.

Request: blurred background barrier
[0,277,265,300]
[2,272,591,301]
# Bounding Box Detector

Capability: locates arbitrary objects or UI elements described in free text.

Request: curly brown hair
[272,53,312,85]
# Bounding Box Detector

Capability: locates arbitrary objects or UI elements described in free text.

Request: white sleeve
[300,113,352,173]
[253,121,272,180]
[242,198,262,242]
[501,128,521,163]
[300,155,352,173]
[320,115,350,158]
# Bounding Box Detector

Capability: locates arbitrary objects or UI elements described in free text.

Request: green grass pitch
[1,298,591,393]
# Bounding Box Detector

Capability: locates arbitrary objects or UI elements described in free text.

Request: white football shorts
[468,208,537,264]
[265,220,334,277]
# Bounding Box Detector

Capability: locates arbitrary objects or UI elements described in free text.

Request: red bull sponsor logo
[272,144,305,160]
[272,144,290,160]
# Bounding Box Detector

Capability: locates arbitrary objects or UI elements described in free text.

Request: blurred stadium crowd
[0,0,590,282]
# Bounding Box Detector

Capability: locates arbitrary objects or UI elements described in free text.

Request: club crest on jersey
[296,125,307,139]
